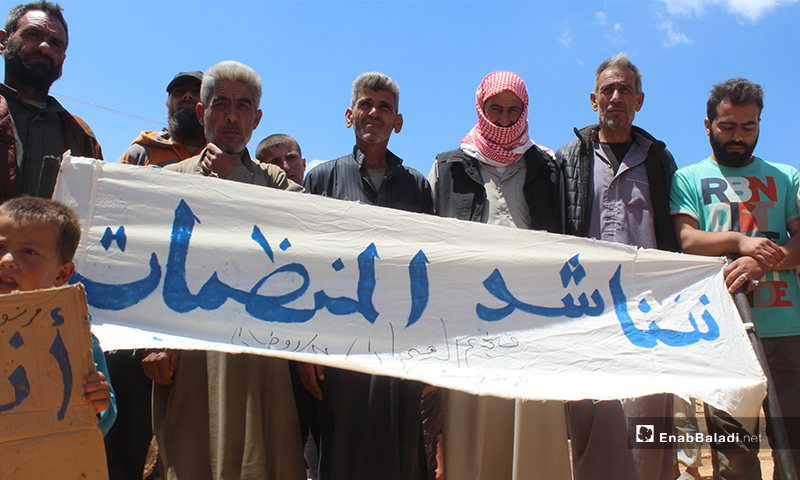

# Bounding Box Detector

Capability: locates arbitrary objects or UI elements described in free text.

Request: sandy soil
[684,403,774,480]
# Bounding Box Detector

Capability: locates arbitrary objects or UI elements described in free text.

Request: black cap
[167,71,203,93]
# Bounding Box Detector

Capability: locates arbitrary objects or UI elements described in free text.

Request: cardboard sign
[0,284,107,479]
[54,157,767,420]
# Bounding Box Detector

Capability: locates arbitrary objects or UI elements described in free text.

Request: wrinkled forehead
[595,67,637,92]
[476,71,528,108]
[356,88,397,106]
[17,10,67,44]
[210,81,256,104]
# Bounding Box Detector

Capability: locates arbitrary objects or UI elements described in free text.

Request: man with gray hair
[300,71,432,480]
[556,53,678,480]
[144,60,305,480]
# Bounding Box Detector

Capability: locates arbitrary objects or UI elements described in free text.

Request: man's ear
[196,102,205,126]
[253,109,262,130]
[704,117,711,136]
[53,262,75,288]
[0,30,8,52]
[345,108,353,128]
[635,92,644,112]
[590,92,598,112]
[393,113,403,134]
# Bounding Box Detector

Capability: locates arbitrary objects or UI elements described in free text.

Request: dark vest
[434,147,563,234]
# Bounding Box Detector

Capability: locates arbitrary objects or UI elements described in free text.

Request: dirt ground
[681,403,774,480]
[692,449,773,480]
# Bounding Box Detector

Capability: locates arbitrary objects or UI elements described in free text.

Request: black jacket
[304,146,433,214]
[433,146,563,234]
[555,124,679,252]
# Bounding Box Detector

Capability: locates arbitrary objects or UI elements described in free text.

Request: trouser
[705,336,800,480]
[104,349,153,480]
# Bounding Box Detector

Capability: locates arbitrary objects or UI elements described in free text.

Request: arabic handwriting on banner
[609,266,720,348]
[476,254,605,321]
[0,306,72,418]
[476,255,720,348]
[230,317,526,375]
[73,200,429,326]
[73,200,720,350]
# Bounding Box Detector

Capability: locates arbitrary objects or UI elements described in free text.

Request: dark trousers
[104,349,154,480]
[705,336,800,480]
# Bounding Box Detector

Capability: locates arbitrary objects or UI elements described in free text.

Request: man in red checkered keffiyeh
[427,72,569,480]
[461,71,535,167]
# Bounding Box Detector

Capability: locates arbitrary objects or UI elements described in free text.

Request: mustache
[25,52,55,68]
[362,117,384,126]
[723,140,748,148]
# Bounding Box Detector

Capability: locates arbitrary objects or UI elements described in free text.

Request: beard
[710,130,757,167]
[209,125,248,154]
[168,108,205,144]
[3,39,62,94]
[598,106,635,137]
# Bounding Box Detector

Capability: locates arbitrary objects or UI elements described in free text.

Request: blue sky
[5,0,799,177]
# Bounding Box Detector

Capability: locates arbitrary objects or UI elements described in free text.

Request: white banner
[53,157,766,419]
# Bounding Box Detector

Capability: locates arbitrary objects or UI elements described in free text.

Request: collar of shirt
[590,128,653,177]
[352,146,402,171]
[0,82,66,114]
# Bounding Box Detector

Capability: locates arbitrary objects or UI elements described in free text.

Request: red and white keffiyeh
[461,71,532,166]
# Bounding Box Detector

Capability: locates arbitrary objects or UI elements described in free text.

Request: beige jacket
[165,147,303,191]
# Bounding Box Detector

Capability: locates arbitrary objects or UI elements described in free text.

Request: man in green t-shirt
[670,77,800,480]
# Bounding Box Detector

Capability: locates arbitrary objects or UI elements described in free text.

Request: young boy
[0,196,116,434]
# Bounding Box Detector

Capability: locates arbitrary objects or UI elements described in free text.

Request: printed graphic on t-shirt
[670,157,800,336]
[701,175,780,239]
[700,175,793,309]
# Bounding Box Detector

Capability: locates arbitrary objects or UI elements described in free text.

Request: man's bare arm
[674,215,800,292]
[673,214,785,267]
[772,218,800,271]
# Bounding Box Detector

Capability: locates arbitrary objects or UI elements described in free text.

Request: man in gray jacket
[556,53,678,480]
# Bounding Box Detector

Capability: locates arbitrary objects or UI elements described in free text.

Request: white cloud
[660,0,707,16]
[605,23,625,44]
[659,21,693,47]
[559,28,572,47]
[659,0,798,21]
[596,11,607,25]
[305,159,327,173]
[577,58,585,66]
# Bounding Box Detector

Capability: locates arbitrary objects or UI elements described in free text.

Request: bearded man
[671,77,800,480]
[428,70,569,480]
[119,71,206,167]
[107,71,207,480]
[556,53,679,480]
[0,1,102,201]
